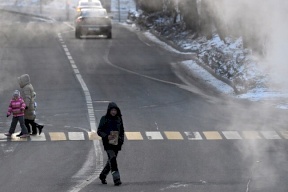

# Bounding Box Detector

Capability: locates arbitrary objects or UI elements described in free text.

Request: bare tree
[164,0,178,24]
[179,0,199,31]
[137,0,163,13]
[199,0,213,38]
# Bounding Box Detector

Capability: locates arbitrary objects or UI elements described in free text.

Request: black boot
[99,174,107,184]
[114,179,122,186]
[16,132,23,137]
[37,125,44,135]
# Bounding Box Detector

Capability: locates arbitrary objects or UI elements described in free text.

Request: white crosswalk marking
[68,132,85,140]
[260,131,281,139]
[280,131,288,139]
[145,132,164,140]
[0,133,7,141]
[30,135,46,141]
[222,131,242,140]
[184,132,203,140]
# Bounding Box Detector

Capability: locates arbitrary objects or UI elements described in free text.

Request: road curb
[149,28,240,94]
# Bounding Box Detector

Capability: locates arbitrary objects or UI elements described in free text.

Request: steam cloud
[201,0,288,89]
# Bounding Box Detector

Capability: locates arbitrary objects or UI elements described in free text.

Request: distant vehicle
[75,8,112,39]
[76,0,103,12]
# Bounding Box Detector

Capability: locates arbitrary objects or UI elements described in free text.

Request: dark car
[75,8,112,39]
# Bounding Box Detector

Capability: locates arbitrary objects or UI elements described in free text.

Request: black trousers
[100,149,121,182]
[25,119,38,134]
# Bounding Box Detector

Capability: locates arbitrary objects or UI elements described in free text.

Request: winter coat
[7,97,26,117]
[97,102,125,151]
[17,74,35,120]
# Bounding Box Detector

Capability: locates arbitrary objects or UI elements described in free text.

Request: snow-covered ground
[1,0,288,109]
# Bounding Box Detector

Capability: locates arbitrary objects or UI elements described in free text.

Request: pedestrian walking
[23,92,44,136]
[97,102,125,186]
[17,74,44,136]
[4,90,30,138]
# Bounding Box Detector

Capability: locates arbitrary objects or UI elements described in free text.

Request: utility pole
[118,0,120,22]
[66,0,70,21]
[40,0,42,14]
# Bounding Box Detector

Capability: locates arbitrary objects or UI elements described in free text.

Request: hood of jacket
[18,74,30,88]
[105,102,122,117]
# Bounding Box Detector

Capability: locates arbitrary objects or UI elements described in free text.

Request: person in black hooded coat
[97,102,124,186]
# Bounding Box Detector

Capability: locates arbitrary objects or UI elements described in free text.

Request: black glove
[25,106,28,110]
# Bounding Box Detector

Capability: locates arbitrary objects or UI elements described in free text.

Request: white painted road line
[68,132,85,141]
[222,131,243,140]
[57,32,103,192]
[261,131,282,139]
[30,135,46,141]
[146,131,164,140]
[184,131,203,140]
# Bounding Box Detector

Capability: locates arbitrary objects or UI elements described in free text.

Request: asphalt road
[0,11,287,192]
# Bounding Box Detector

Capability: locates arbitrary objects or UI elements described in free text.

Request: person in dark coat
[97,102,124,186]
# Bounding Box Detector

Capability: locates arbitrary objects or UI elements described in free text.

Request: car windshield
[82,10,107,17]
[79,2,101,7]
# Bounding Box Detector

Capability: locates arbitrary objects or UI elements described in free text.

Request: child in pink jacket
[4,90,30,138]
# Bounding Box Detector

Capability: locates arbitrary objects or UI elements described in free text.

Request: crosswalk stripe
[88,132,101,140]
[0,133,28,141]
[279,131,288,139]
[0,130,288,142]
[0,133,8,141]
[11,137,28,142]
[184,132,203,140]
[260,131,281,139]
[145,131,164,140]
[164,131,183,140]
[125,132,143,140]
[242,131,262,139]
[49,132,66,141]
[68,132,85,140]
[203,131,222,140]
[30,135,46,141]
[222,131,242,140]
